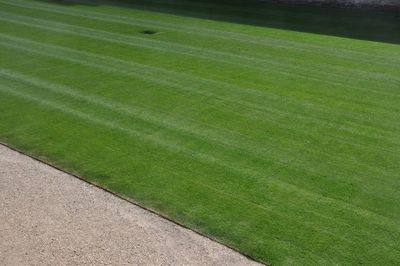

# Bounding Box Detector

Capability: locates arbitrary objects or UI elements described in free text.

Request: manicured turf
[0,0,399,264]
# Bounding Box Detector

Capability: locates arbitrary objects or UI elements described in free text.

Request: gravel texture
[0,144,261,266]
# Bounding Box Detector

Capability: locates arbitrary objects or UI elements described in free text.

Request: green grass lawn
[0,0,399,264]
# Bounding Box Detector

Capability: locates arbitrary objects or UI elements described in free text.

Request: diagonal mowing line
[1,10,399,89]
[1,67,396,188]
[2,0,399,66]
[1,33,399,150]
[1,83,398,240]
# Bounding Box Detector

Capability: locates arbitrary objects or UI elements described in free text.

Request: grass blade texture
[0,0,399,264]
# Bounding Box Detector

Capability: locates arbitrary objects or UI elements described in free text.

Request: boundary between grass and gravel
[0,141,266,266]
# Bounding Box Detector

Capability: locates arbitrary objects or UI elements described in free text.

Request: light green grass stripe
[1,81,398,243]
[1,9,399,90]
[2,0,399,66]
[1,33,398,156]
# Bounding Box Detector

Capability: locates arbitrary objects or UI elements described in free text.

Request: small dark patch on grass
[141,30,157,35]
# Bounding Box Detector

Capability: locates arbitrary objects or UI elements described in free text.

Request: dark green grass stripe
[3,0,400,65]
[1,8,399,91]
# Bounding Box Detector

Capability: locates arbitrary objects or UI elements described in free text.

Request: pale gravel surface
[0,144,261,266]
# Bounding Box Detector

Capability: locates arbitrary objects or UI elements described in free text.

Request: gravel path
[0,144,261,265]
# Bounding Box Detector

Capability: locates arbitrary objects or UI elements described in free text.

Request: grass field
[0,0,400,264]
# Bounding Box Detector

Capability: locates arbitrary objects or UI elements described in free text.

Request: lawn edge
[0,141,266,265]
